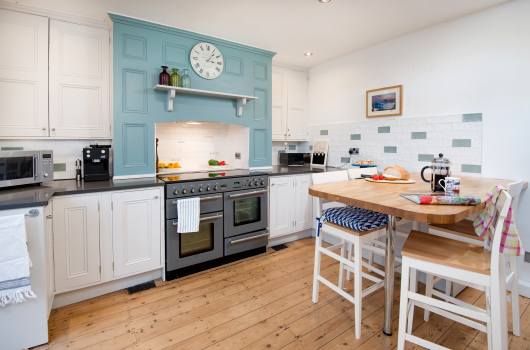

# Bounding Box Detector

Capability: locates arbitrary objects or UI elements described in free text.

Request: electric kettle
[420,153,451,192]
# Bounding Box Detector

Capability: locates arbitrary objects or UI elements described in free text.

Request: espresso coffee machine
[83,145,111,182]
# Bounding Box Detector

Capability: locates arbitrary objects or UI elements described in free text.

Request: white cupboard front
[0,9,49,137]
[112,188,162,278]
[53,194,101,293]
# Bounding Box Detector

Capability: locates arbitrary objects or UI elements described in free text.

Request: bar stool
[397,190,513,350]
[425,179,524,336]
[311,171,388,339]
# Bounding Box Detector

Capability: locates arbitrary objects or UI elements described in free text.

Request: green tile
[341,157,350,163]
[452,139,472,147]
[288,145,296,150]
[350,134,361,140]
[418,154,434,162]
[278,150,286,155]
[320,130,328,135]
[378,126,390,133]
[384,146,397,153]
[462,113,482,122]
[411,132,427,139]
[53,163,66,172]
[461,164,482,173]
[309,146,313,150]
[1,146,23,150]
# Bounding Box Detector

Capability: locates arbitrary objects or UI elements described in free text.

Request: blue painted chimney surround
[108,14,276,177]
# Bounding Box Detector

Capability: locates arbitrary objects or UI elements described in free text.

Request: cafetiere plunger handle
[420,166,431,183]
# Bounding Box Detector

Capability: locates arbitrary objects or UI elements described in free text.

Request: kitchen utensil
[76,159,82,181]
[439,177,460,196]
[420,153,451,192]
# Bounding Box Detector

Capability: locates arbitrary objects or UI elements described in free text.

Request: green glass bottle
[181,69,191,88]
[170,68,180,87]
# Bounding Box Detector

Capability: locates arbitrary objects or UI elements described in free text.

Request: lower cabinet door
[269,176,295,238]
[295,175,313,230]
[53,194,101,292]
[112,188,162,278]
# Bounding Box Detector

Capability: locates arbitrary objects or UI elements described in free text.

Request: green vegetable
[208,159,219,166]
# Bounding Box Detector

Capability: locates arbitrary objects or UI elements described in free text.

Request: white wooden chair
[425,179,524,336]
[397,190,513,350]
[311,170,387,339]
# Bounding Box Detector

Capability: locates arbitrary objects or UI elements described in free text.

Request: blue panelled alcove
[109,14,275,176]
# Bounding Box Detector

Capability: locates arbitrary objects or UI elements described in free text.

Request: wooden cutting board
[365,178,416,184]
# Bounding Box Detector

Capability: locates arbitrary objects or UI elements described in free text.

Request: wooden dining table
[308,172,527,346]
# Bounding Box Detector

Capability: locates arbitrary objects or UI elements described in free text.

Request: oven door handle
[229,232,269,244]
[171,195,222,205]
[228,189,268,198]
[172,214,223,225]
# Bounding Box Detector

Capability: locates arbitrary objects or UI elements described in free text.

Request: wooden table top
[309,173,527,224]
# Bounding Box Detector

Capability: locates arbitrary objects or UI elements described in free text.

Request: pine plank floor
[32,238,530,350]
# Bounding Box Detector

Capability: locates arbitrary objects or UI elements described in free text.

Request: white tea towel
[177,197,200,233]
[0,215,36,306]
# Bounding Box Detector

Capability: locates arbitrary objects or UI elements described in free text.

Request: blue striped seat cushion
[320,206,388,232]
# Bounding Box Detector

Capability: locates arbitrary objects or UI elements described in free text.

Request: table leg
[383,215,396,336]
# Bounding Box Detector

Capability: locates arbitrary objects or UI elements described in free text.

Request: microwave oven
[0,150,53,188]
[279,153,311,166]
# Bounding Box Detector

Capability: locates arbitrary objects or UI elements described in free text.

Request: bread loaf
[383,165,410,180]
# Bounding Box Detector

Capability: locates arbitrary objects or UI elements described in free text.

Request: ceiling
[15,0,510,67]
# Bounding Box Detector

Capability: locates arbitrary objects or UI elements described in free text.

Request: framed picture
[366,85,402,118]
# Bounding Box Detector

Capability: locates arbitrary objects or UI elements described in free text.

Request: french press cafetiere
[420,153,451,192]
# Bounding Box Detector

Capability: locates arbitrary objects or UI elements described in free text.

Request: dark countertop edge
[51,181,165,196]
[0,201,51,211]
[266,166,340,177]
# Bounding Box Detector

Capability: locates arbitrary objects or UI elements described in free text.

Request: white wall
[308,0,530,293]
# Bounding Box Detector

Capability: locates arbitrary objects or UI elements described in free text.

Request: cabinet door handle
[46,215,52,219]
[154,196,159,199]
[42,127,46,131]
[52,128,55,131]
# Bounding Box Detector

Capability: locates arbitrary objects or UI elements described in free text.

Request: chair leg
[510,255,521,336]
[354,240,363,339]
[397,259,410,350]
[486,286,493,350]
[338,239,346,290]
[424,274,434,322]
[347,242,353,281]
[407,268,417,334]
[312,232,323,303]
[445,279,452,300]
[368,242,374,272]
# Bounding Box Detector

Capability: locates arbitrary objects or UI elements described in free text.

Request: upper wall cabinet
[0,9,111,139]
[0,9,49,137]
[272,65,308,142]
[49,20,110,138]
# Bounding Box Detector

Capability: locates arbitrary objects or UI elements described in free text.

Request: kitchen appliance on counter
[159,170,269,280]
[83,145,111,182]
[279,152,311,166]
[0,150,53,189]
[421,153,451,192]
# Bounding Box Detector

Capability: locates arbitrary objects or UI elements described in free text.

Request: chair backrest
[490,190,513,273]
[347,167,377,179]
[507,180,524,217]
[311,170,349,185]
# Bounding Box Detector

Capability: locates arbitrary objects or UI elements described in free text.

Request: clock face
[190,42,224,80]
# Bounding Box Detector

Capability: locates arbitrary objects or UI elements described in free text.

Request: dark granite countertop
[0,185,55,211]
[265,165,341,177]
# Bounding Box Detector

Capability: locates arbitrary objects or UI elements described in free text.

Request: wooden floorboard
[33,237,529,350]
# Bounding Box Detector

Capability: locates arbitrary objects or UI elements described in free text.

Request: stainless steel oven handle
[172,214,223,225]
[228,189,268,198]
[229,232,269,244]
[171,195,222,205]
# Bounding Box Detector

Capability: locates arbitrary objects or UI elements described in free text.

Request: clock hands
[206,49,216,63]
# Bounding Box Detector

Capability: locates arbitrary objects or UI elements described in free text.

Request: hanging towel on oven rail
[0,214,36,307]
[177,197,200,233]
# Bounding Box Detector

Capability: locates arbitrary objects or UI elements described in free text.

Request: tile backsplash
[0,139,112,180]
[156,122,249,170]
[297,113,483,176]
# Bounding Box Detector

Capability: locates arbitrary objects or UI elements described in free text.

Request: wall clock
[190,42,224,80]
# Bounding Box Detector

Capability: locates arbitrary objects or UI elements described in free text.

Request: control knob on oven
[198,187,203,192]
[206,186,211,191]
[213,185,218,191]
[248,182,253,187]
[190,188,195,193]
[255,181,259,186]
[173,189,179,195]
[182,189,187,194]
[261,180,265,185]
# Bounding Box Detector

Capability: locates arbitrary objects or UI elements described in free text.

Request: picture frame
[366,85,403,118]
[310,139,329,169]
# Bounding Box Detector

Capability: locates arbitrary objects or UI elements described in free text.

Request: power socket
[349,148,359,155]
[235,152,241,159]
[525,251,530,263]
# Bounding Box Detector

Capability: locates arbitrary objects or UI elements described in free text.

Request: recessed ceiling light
[304,52,313,56]
[187,121,202,125]
[319,0,331,3]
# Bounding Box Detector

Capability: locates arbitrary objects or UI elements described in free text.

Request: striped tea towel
[177,197,200,233]
[473,185,523,256]
[0,215,36,306]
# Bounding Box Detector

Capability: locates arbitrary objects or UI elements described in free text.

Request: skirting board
[52,269,162,309]
[268,229,312,247]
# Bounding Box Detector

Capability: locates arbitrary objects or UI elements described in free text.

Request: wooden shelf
[153,85,258,117]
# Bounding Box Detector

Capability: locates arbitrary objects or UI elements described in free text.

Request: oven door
[0,151,39,188]
[166,211,224,270]
[223,188,268,238]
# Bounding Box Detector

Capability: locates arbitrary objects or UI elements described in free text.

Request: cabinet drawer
[166,194,223,219]
[224,230,269,256]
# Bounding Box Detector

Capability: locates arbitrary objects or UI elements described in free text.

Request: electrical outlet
[525,251,530,263]
[235,152,241,159]
[349,148,359,155]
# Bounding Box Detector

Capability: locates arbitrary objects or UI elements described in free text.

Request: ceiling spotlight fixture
[319,0,331,3]
[304,52,313,56]
[187,121,202,125]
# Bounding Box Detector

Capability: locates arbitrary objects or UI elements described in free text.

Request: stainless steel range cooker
[158,170,269,280]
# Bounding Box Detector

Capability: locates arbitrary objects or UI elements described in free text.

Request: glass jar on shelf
[181,69,191,88]
[170,68,180,87]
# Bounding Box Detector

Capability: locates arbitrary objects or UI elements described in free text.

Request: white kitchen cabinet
[0,9,49,137]
[111,188,162,278]
[53,194,101,293]
[269,174,313,238]
[272,65,308,142]
[49,20,111,138]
